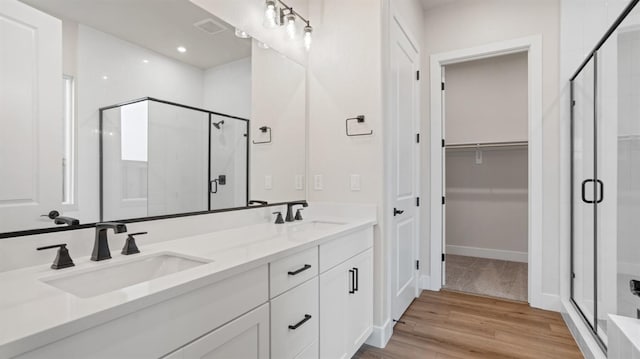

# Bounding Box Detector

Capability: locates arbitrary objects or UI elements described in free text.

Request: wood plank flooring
[354,290,583,359]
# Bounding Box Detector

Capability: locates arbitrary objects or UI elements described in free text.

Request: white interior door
[0,0,62,232]
[390,17,420,321]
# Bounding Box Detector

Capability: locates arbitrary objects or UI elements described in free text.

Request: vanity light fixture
[284,11,296,39]
[303,25,312,50]
[234,28,250,39]
[263,0,313,49]
[264,0,278,28]
[177,46,187,53]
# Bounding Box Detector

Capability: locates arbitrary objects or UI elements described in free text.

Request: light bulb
[285,13,296,39]
[264,0,277,28]
[303,25,312,50]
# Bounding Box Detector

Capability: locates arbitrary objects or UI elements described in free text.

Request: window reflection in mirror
[0,0,306,235]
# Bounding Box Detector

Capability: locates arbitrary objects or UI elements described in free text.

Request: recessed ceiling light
[142,59,149,64]
[177,46,187,53]
[234,28,250,39]
[102,75,109,80]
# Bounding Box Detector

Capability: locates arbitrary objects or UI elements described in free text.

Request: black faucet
[54,216,79,226]
[285,200,308,222]
[92,222,127,261]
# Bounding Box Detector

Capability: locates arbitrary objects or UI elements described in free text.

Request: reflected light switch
[265,175,273,190]
[350,174,361,191]
[314,175,323,191]
[295,175,304,190]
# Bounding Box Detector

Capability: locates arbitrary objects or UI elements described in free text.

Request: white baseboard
[531,293,561,312]
[420,275,432,290]
[365,318,393,348]
[446,245,528,263]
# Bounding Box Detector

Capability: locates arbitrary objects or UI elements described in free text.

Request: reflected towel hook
[346,115,373,137]
[252,126,272,144]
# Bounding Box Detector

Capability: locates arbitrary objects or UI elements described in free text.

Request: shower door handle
[581,179,594,203]
[596,179,604,203]
[209,179,218,194]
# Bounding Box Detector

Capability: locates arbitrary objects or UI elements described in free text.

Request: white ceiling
[21,0,251,70]
[420,0,457,10]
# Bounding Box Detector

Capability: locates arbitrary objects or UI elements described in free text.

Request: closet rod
[445,140,528,149]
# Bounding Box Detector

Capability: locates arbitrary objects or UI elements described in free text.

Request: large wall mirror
[0,0,307,235]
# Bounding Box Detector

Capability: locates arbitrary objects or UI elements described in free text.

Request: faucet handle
[273,212,285,224]
[37,243,75,269]
[122,232,147,255]
[295,208,304,221]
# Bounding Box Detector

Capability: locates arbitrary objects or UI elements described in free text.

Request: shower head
[212,120,224,129]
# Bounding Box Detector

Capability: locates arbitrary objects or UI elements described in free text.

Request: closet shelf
[445,140,528,150]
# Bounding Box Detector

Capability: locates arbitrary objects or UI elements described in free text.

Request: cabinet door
[319,260,350,359]
[165,304,269,359]
[346,249,373,354]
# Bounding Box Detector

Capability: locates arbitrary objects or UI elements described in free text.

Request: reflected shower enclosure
[100,98,248,222]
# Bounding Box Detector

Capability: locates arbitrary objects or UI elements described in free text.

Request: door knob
[393,208,404,216]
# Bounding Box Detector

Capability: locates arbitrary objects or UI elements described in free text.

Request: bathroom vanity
[0,213,375,359]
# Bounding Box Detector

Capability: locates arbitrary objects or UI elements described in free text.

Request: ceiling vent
[193,18,227,36]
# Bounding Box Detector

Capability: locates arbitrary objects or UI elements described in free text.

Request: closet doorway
[442,52,529,302]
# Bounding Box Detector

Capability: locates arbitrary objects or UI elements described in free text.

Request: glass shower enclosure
[570,0,640,351]
[100,97,249,221]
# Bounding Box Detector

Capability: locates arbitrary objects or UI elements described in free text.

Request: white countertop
[0,215,376,358]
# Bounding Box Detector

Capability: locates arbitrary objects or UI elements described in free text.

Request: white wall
[444,52,528,144]
[421,0,561,306]
[203,57,251,118]
[446,148,528,260]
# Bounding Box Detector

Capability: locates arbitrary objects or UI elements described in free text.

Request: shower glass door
[571,55,597,332]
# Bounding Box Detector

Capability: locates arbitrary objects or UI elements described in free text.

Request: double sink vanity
[0,203,376,359]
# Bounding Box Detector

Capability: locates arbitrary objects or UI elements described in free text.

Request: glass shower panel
[572,56,596,329]
[615,8,640,323]
[147,101,209,217]
[209,114,248,210]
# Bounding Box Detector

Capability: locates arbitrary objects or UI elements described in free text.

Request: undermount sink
[41,252,210,298]
[288,220,346,233]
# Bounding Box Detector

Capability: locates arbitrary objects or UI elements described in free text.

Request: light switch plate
[295,175,304,190]
[350,174,361,191]
[264,175,273,190]
[314,174,323,190]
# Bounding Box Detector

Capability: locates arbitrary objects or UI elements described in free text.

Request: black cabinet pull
[393,208,404,216]
[288,314,312,330]
[349,269,355,294]
[353,267,359,292]
[288,264,312,276]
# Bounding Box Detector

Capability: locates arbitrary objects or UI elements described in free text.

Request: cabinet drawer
[319,227,373,273]
[270,246,318,298]
[271,277,318,359]
[294,340,318,359]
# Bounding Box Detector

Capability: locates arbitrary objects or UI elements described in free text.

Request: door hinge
[416,197,420,207]
[442,253,446,262]
[416,260,420,270]
[442,139,445,148]
[572,100,576,107]
[572,272,576,279]
[416,70,420,81]
[441,82,445,91]
[442,196,446,205]
[416,133,420,143]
